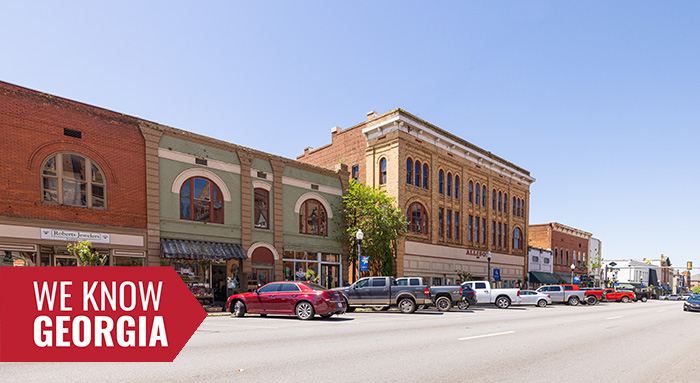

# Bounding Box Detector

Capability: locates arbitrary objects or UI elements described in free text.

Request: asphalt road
[2,299,698,382]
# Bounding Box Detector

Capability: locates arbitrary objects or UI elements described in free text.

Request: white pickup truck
[460,280,520,309]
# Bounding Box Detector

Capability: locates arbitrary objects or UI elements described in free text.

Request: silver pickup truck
[536,285,586,305]
[334,276,432,313]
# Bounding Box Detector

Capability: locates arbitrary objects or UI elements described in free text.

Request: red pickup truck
[603,288,636,303]
[580,287,604,305]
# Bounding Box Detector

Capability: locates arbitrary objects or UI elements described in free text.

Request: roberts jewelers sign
[41,228,111,244]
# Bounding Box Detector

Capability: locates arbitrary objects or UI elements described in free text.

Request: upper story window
[180,177,223,223]
[254,188,269,229]
[422,164,429,189]
[513,197,517,215]
[492,189,497,210]
[406,158,413,185]
[498,192,503,212]
[351,165,359,181]
[468,181,474,203]
[438,170,445,194]
[42,153,106,209]
[482,185,487,207]
[446,173,452,197]
[475,183,480,205]
[407,202,428,234]
[379,158,387,185]
[520,199,525,217]
[455,176,460,199]
[299,199,327,236]
[439,208,444,237]
[414,161,421,186]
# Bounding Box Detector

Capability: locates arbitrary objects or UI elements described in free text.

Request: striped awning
[160,239,247,260]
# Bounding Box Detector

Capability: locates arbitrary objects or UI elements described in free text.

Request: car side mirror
[255,289,259,295]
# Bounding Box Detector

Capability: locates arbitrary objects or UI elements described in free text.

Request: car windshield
[304,283,328,291]
[689,295,700,300]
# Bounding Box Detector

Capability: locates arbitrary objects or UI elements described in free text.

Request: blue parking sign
[360,256,369,272]
[493,269,500,280]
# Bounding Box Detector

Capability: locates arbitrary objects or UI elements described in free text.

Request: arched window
[379,158,387,185]
[516,198,521,217]
[482,186,487,207]
[254,188,269,229]
[438,170,445,194]
[422,164,429,189]
[447,173,452,197]
[513,227,522,250]
[498,192,502,212]
[475,183,481,205]
[299,199,327,236]
[469,181,474,203]
[455,176,460,199]
[521,199,525,217]
[180,177,224,223]
[492,189,497,210]
[415,161,421,186]
[42,153,106,209]
[503,193,508,214]
[513,197,516,215]
[406,158,413,185]
[406,202,428,234]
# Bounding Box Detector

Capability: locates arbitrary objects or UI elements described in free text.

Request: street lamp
[487,251,492,285]
[355,229,364,282]
[570,263,575,284]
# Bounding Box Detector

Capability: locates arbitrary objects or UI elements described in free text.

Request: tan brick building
[528,222,592,283]
[298,109,534,287]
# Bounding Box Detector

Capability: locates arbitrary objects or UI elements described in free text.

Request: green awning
[529,271,560,284]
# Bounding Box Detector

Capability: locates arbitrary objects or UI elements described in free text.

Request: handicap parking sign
[493,269,501,280]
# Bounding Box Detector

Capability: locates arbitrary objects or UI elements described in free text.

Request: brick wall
[297,124,367,184]
[0,81,147,228]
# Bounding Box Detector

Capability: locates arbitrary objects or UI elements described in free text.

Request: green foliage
[337,180,407,277]
[692,285,700,294]
[455,270,473,284]
[67,240,107,266]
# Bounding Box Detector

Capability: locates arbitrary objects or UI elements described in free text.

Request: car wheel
[457,300,470,310]
[495,296,511,309]
[683,306,687,311]
[641,297,648,302]
[398,298,416,314]
[436,296,452,312]
[320,314,333,319]
[372,306,390,311]
[537,299,547,308]
[344,298,355,312]
[295,301,315,320]
[233,301,246,317]
[586,295,597,305]
[621,296,630,303]
[568,296,580,306]
[260,314,267,317]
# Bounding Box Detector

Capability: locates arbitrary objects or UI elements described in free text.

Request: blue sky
[3,1,699,270]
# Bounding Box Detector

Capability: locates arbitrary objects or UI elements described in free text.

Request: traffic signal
[688,261,693,270]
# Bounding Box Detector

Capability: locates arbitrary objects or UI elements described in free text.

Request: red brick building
[529,223,592,283]
[0,81,150,266]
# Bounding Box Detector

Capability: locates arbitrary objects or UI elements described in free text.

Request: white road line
[458,331,515,341]
[606,316,623,320]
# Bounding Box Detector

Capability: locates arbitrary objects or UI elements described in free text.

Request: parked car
[632,289,650,302]
[683,295,700,312]
[664,294,683,301]
[396,277,463,312]
[603,289,636,303]
[334,276,431,313]
[536,285,586,305]
[518,290,551,307]
[681,293,691,300]
[460,281,521,309]
[226,281,346,320]
[580,287,604,305]
[458,285,478,310]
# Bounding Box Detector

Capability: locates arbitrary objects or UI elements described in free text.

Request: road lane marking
[458,331,515,341]
[606,316,623,320]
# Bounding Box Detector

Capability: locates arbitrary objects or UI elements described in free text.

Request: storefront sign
[465,249,487,257]
[0,267,206,362]
[40,228,111,244]
[13,259,25,267]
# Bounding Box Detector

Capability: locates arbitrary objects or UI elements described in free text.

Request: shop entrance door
[320,264,340,289]
[212,264,227,303]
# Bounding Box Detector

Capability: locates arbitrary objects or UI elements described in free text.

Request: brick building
[298,109,534,287]
[528,223,592,283]
[0,81,150,266]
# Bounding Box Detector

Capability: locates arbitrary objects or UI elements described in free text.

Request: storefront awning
[160,239,248,260]
[529,271,560,285]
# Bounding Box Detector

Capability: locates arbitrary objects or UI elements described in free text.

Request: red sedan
[225,281,346,320]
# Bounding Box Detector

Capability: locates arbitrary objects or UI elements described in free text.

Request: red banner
[0,267,206,362]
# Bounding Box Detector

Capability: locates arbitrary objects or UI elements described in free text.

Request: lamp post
[355,229,364,282]
[570,263,575,284]
[487,251,492,285]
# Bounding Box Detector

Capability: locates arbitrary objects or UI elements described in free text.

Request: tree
[67,240,107,266]
[338,180,407,278]
[455,270,473,284]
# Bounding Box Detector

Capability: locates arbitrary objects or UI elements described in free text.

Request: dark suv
[683,295,700,312]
